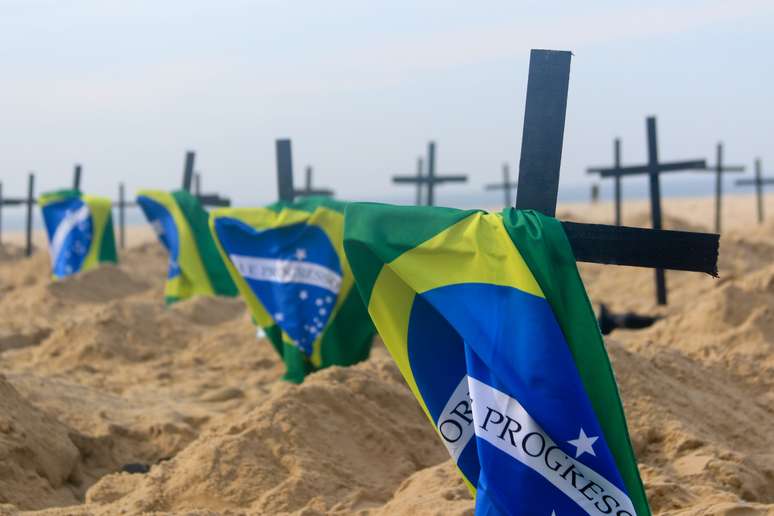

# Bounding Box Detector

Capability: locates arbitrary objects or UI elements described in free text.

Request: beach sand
[1,193,773,515]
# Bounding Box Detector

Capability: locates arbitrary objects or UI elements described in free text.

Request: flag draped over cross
[296,166,334,198]
[484,163,518,207]
[179,151,231,207]
[73,164,82,190]
[736,159,772,224]
[516,50,717,307]
[392,141,467,206]
[585,116,708,305]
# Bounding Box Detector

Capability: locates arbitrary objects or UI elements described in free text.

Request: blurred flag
[210,197,375,383]
[39,189,117,279]
[343,203,650,516]
[137,190,237,304]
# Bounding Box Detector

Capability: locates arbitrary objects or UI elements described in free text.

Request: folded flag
[39,189,117,279]
[210,197,375,383]
[343,203,650,516]
[137,189,237,304]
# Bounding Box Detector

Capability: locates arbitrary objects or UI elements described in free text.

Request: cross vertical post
[514,50,571,216]
[426,142,436,206]
[415,158,424,205]
[305,166,313,192]
[73,164,82,190]
[182,151,196,192]
[276,139,295,202]
[646,117,667,305]
[755,159,763,224]
[613,139,622,226]
[118,182,126,249]
[25,173,35,257]
[715,143,723,232]
[194,173,201,197]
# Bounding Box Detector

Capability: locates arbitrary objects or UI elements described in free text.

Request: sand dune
[1,195,773,515]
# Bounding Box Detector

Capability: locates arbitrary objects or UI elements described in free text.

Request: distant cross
[736,159,773,224]
[588,139,625,225]
[274,140,335,202]
[73,164,82,190]
[117,183,127,249]
[392,141,467,206]
[179,152,230,207]
[0,181,3,244]
[702,143,744,233]
[485,163,518,207]
[0,173,38,256]
[296,166,334,198]
[584,118,707,305]
[514,50,717,312]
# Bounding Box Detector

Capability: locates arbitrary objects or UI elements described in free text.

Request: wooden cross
[413,157,424,205]
[392,141,467,206]
[736,158,773,224]
[516,49,717,307]
[178,151,231,207]
[0,173,37,256]
[485,163,518,207]
[587,138,623,226]
[702,142,744,233]
[296,166,334,198]
[583,116,707,305]
[274,139,335,202]
[73,164,82,190]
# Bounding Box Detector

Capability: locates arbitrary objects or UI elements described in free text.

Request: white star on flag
[274,312,284,322]
[315,298,323,306]
[319,308,327,316]
[299,290,308,300]
[568,428,598,458]
[294,248,307,260]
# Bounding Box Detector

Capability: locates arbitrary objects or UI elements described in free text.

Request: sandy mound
[70,358,448,515]
[0,375,82,510]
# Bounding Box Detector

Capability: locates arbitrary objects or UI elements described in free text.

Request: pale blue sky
[1,0,772,208]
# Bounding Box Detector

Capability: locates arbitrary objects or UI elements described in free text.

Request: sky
[1,0,773,212]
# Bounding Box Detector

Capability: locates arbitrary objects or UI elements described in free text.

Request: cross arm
[197,194,232,207]
[484,183,517,190]
[714,165,745,173]
[736,177,774,186]
[0,198,36,206]
[392,175,468,184]
[295,188,334,197]
[562,221,718,276]
[592,160,707,177]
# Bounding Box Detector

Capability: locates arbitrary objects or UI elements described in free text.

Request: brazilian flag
[39,189,117,279]
[209,197,375,383]
[343,204,650,516]
[136,190,237,304]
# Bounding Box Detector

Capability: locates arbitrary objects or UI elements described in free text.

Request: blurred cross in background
[736,159,773,224]
[485,163,518,207]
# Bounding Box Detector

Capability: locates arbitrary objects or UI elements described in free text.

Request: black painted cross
[736,159,773,224]
[0,173,37,256]
[392,141,467,206]
[701,143,745,233]
[485,163,518,207]
[583,116,707,305]
[295,166,334,198]
[179,151,231,207]
[515,49,717,308]
[587,138,623,226]
[414,157,424,205]
[274,140,335,202]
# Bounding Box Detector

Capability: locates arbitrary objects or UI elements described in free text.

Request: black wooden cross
[485,163,518,207]
[392,141,467,206]
[274,139,335,202]
[700,143,745,233]
[736,159,773,224]
[583,116,707,305]
[179,151,231,207]
[296,166,334,198]
[516,49,718,308]
[413,157,424,205]
[73,164,82,190]
[0,173,36,256]
[587,138,623,226]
